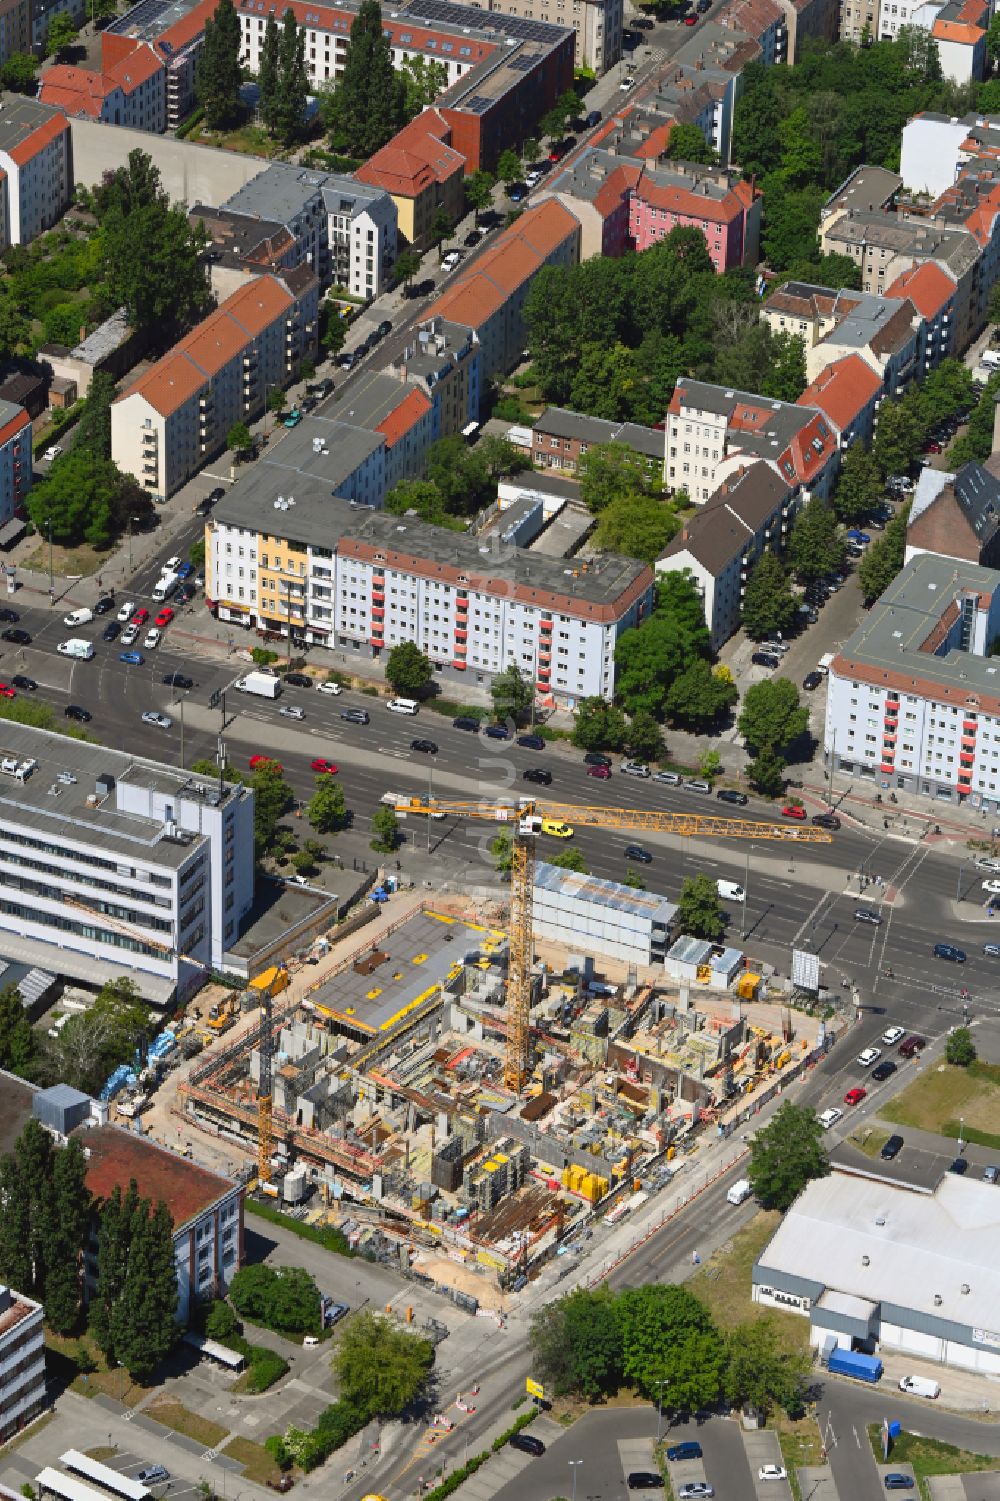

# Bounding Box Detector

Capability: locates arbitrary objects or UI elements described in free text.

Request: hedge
[246,1197,352,1256]
[422,1411,538,1501]
[240,1347,289,1393]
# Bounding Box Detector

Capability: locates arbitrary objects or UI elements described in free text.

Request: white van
[152,572,178,603]
[982,349,1000,370]
[58,638,95,660]
[717,880,746,902]
[386,697,419,715]
[898,1375,940,1399]
[727,1179,753,1206]
[62,608,93,628]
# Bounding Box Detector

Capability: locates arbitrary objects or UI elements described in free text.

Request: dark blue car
[666,1444,702,1462]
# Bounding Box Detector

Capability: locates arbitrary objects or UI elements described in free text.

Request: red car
[132,607,149,625]
[0,682,15,698]
[925,442,942,454]
[310,759,339,775]
[844,1087,866,1106]
[249,754,283,771]
[782,804,806,820]
[155,607,175,628]
[587,763,612,779]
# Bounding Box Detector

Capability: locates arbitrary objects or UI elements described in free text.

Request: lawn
[866,1422,995,1499]
[144,1399,228,1446]
[22,538,112,579]
[879,1061,1000,1149]
[690,1211,809,1354]
[196,122,286,157]
[45,1329,151,1406]
[847,1125,891,1158]
[221,1436,284,1485]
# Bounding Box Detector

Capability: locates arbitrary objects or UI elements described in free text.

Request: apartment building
[656,461,796,649]
[207,487,652,700]
[824,552,1000,808]
[540,147,761,268]
[929,163,1000,334]
[0,398,31,528]
[80,1126,243,1323]
[904,462,1000,568]
[0,1283,44,1445]
[111,269,319,500]
[355,110,465,252]
[221,164,397,300]
[463,0,623,71]
[426,199,580,380]
[929,0,990,84]
[762,281,839,346]
[804,289,921,396]
[644,26,757,166]
[0,0,29,70]
[0,723,255,1003]
[715,0,787,59]
[38,42,166,132]
[531,407,665,478]
[900,111,1000,198]
[385,314,481,447]
[187,206,301,302]
[665,378,839,504]
[103,0,216,130]
[797,354,883,451]
[886,260,958,373]
[0,98,72,247]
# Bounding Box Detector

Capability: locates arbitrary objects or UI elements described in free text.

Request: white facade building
[0,723,255,1004]
[0,97,71,247]
[824,552,1000,807]
[533,861,677,965]
[0,1283,45,1445]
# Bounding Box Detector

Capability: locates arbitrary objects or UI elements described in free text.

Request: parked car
[818,1107,843,1130]
[678,1487,712,1500]
[136,1469,169,1486]
[717,789,749,805]
[884,1477,914,1491]
[751,651,781,668]
[65,705,91,722]
[881,1134,904,1160]
[584,752,612,767]
[684,779,712,794]
[758,1468,787,1483]
[803,671,824,691]
[284,672,312,688]
[844,1087,867,1106]
[666,1444,702,1462]
[517,734,545,750]
[654,770,682,785]
[510,1434,545,1457]
[898,1035,926,1057]
[453,716,480,731]
[857,1047,882,1067]
[781,804,806,819]
[483,723,511,740]
[621,760,650,778]
[948,1157,969,1175]
[871,1061,897,1082]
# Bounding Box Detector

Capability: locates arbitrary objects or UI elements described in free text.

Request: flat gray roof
[825,210,980,275]
[71,308,131,366]
[0,722,236,868]
[756,1166,1000,1329]
[223,163,387,226]
[675,379,817,451]
[0,96,64,153]
[535,859,677,927]
[332,369,426,433]
[823,164,903,217]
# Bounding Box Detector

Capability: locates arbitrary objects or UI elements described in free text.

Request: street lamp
[568,1459,583,1501]
[654,1378,669,1444]
[46,511,53,595]
[127,515,141,575]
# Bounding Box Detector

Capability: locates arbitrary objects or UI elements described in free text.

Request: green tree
[371,805,400,852]
[102,181,211,342]
[548,847,588,872]
[430,208,452,261]
[45,1137,91,1334]
[738,678,808,758]
[89,1181,138,1360]
[747,748,787,797]
[741,552,797,640]
[250,759,295,857]
[197,0,244,129]
[27,452,144,548]
[579,443,658,513]
[677,873,726,941]
[73,371,117,462]
[858,505,909,603]
[323,0,405,157]
[522,138,541,165]
[592,495,678,563]
[571,697,628,752]
[617,1285,726,1409]
[394,249,422,289]
[465,169,495,224]
[45,11,78,55]
[872,399,923,478]
[726,1321,811,1420]
[307,777,348,834]
[759,179,825,271]
[945,1027,976,1066]
[227,420,253,455]
[787,496,845,583]
[386,640,433,698]
[832,442,882,524]
[268,387,288,420]
[627,709,664,762]
[271,7,309,144]
[398,54,448,118]
[497,148,522,188]
[0,985,34,1074]
[111,1197,178,1379]
[529,1288,622,1399]
[664,121,718,164]
[258,14,280,130]
[230,1264,321,1333]
[665,658,738,731]
[491,663,532,723]
[0,53,37,92]
[749,1102,830,1211]
[0,1154,31,1295]
[710,325,807,404]
[40,979,149,1098]
[490,831,513,874]
[335,1311,434,1417]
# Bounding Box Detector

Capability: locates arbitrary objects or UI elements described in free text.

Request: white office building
[0,1283,45,1444]
[533,861,677,965]
[0,723,255,1004]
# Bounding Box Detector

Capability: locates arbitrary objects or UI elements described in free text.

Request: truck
[727,1178,753,1205]
[153,571,179,603]
[827,1347,883,1384]
[235,671,281,699]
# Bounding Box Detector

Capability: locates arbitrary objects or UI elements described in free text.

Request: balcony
[963,720,978,733]
[539,617,553,633]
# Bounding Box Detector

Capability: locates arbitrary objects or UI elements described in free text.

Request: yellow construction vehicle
[387,795,831,1092]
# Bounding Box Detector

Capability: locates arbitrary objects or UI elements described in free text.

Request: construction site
[176,795,831,1295]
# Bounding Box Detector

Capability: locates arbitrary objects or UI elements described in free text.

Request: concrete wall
[70,119,267,206]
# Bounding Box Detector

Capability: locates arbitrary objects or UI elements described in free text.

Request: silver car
[141,711,173,729]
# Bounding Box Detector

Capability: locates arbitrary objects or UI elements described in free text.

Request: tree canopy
[334,1311,434,1417]
[677,874,726,941]
[197,0,243,129]
[738,678,809,760]
[323,0,405,157]
[748,1102,830,1210]
[386,641,433,698]
[741,552,798,641]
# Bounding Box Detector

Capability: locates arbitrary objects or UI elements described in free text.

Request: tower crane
[387,795,832,1092]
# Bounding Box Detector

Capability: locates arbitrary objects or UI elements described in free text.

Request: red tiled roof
[884,260,956,317]
[81,1125,234,1228]
[7,111,68,168]
[797,354,882,432]
[427,200,579,331]
[783,409,837,484]
[39,66,108,117]
[376,387,432,446]
[634,166,755,225]
[153,0,217,54]
[932,18,983,41]
[0,407,31,448]
[357,109,464,197]
[109,42,162,91]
